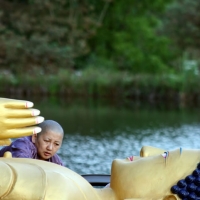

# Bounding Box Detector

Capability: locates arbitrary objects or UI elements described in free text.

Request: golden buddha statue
[0,97,199,200]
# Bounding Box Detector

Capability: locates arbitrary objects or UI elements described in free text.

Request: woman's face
[32,130,63,160]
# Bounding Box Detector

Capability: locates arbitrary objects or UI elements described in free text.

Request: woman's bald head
[37,120,64,138]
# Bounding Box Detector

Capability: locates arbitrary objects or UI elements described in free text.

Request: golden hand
[0,98,44,145]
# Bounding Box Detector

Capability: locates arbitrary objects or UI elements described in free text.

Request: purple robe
[0,136,64,166]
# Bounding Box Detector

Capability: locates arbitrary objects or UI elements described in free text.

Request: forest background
[0,0,200,105]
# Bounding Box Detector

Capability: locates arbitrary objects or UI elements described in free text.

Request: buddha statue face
[110,148,200,200]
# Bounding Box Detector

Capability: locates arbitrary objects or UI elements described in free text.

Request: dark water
[25,97,200,175]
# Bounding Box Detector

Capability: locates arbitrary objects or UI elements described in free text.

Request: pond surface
[25,97,200,175]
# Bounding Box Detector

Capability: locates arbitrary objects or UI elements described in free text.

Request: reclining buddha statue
[0,97,199,200]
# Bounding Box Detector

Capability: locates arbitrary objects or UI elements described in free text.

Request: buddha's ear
[163,195,178,200]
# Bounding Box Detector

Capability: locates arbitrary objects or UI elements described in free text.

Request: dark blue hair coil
[171,162,200,200]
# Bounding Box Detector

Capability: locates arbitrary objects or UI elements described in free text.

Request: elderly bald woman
[0,120,64,166]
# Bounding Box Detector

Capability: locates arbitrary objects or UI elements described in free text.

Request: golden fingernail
[25,101,34,108]
[33,127,42,134]
[32,110,40,116]
[35,116,44,124]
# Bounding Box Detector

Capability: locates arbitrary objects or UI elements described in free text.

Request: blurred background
[0,0,200,175]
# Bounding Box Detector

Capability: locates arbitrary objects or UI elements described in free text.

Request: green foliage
[160,0,200,71]
[162,0,200,50]
[0,0,176,75]
[79,0,175,74]
[0,0,100,74]
[1,68,199,101]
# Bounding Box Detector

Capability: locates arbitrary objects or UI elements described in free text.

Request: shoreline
[0,70,199,106]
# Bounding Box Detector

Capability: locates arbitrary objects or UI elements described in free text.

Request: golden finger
[4,116,44,129]
[0,126,42,139]
[5,108,40,118]
[4,99,34,109]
